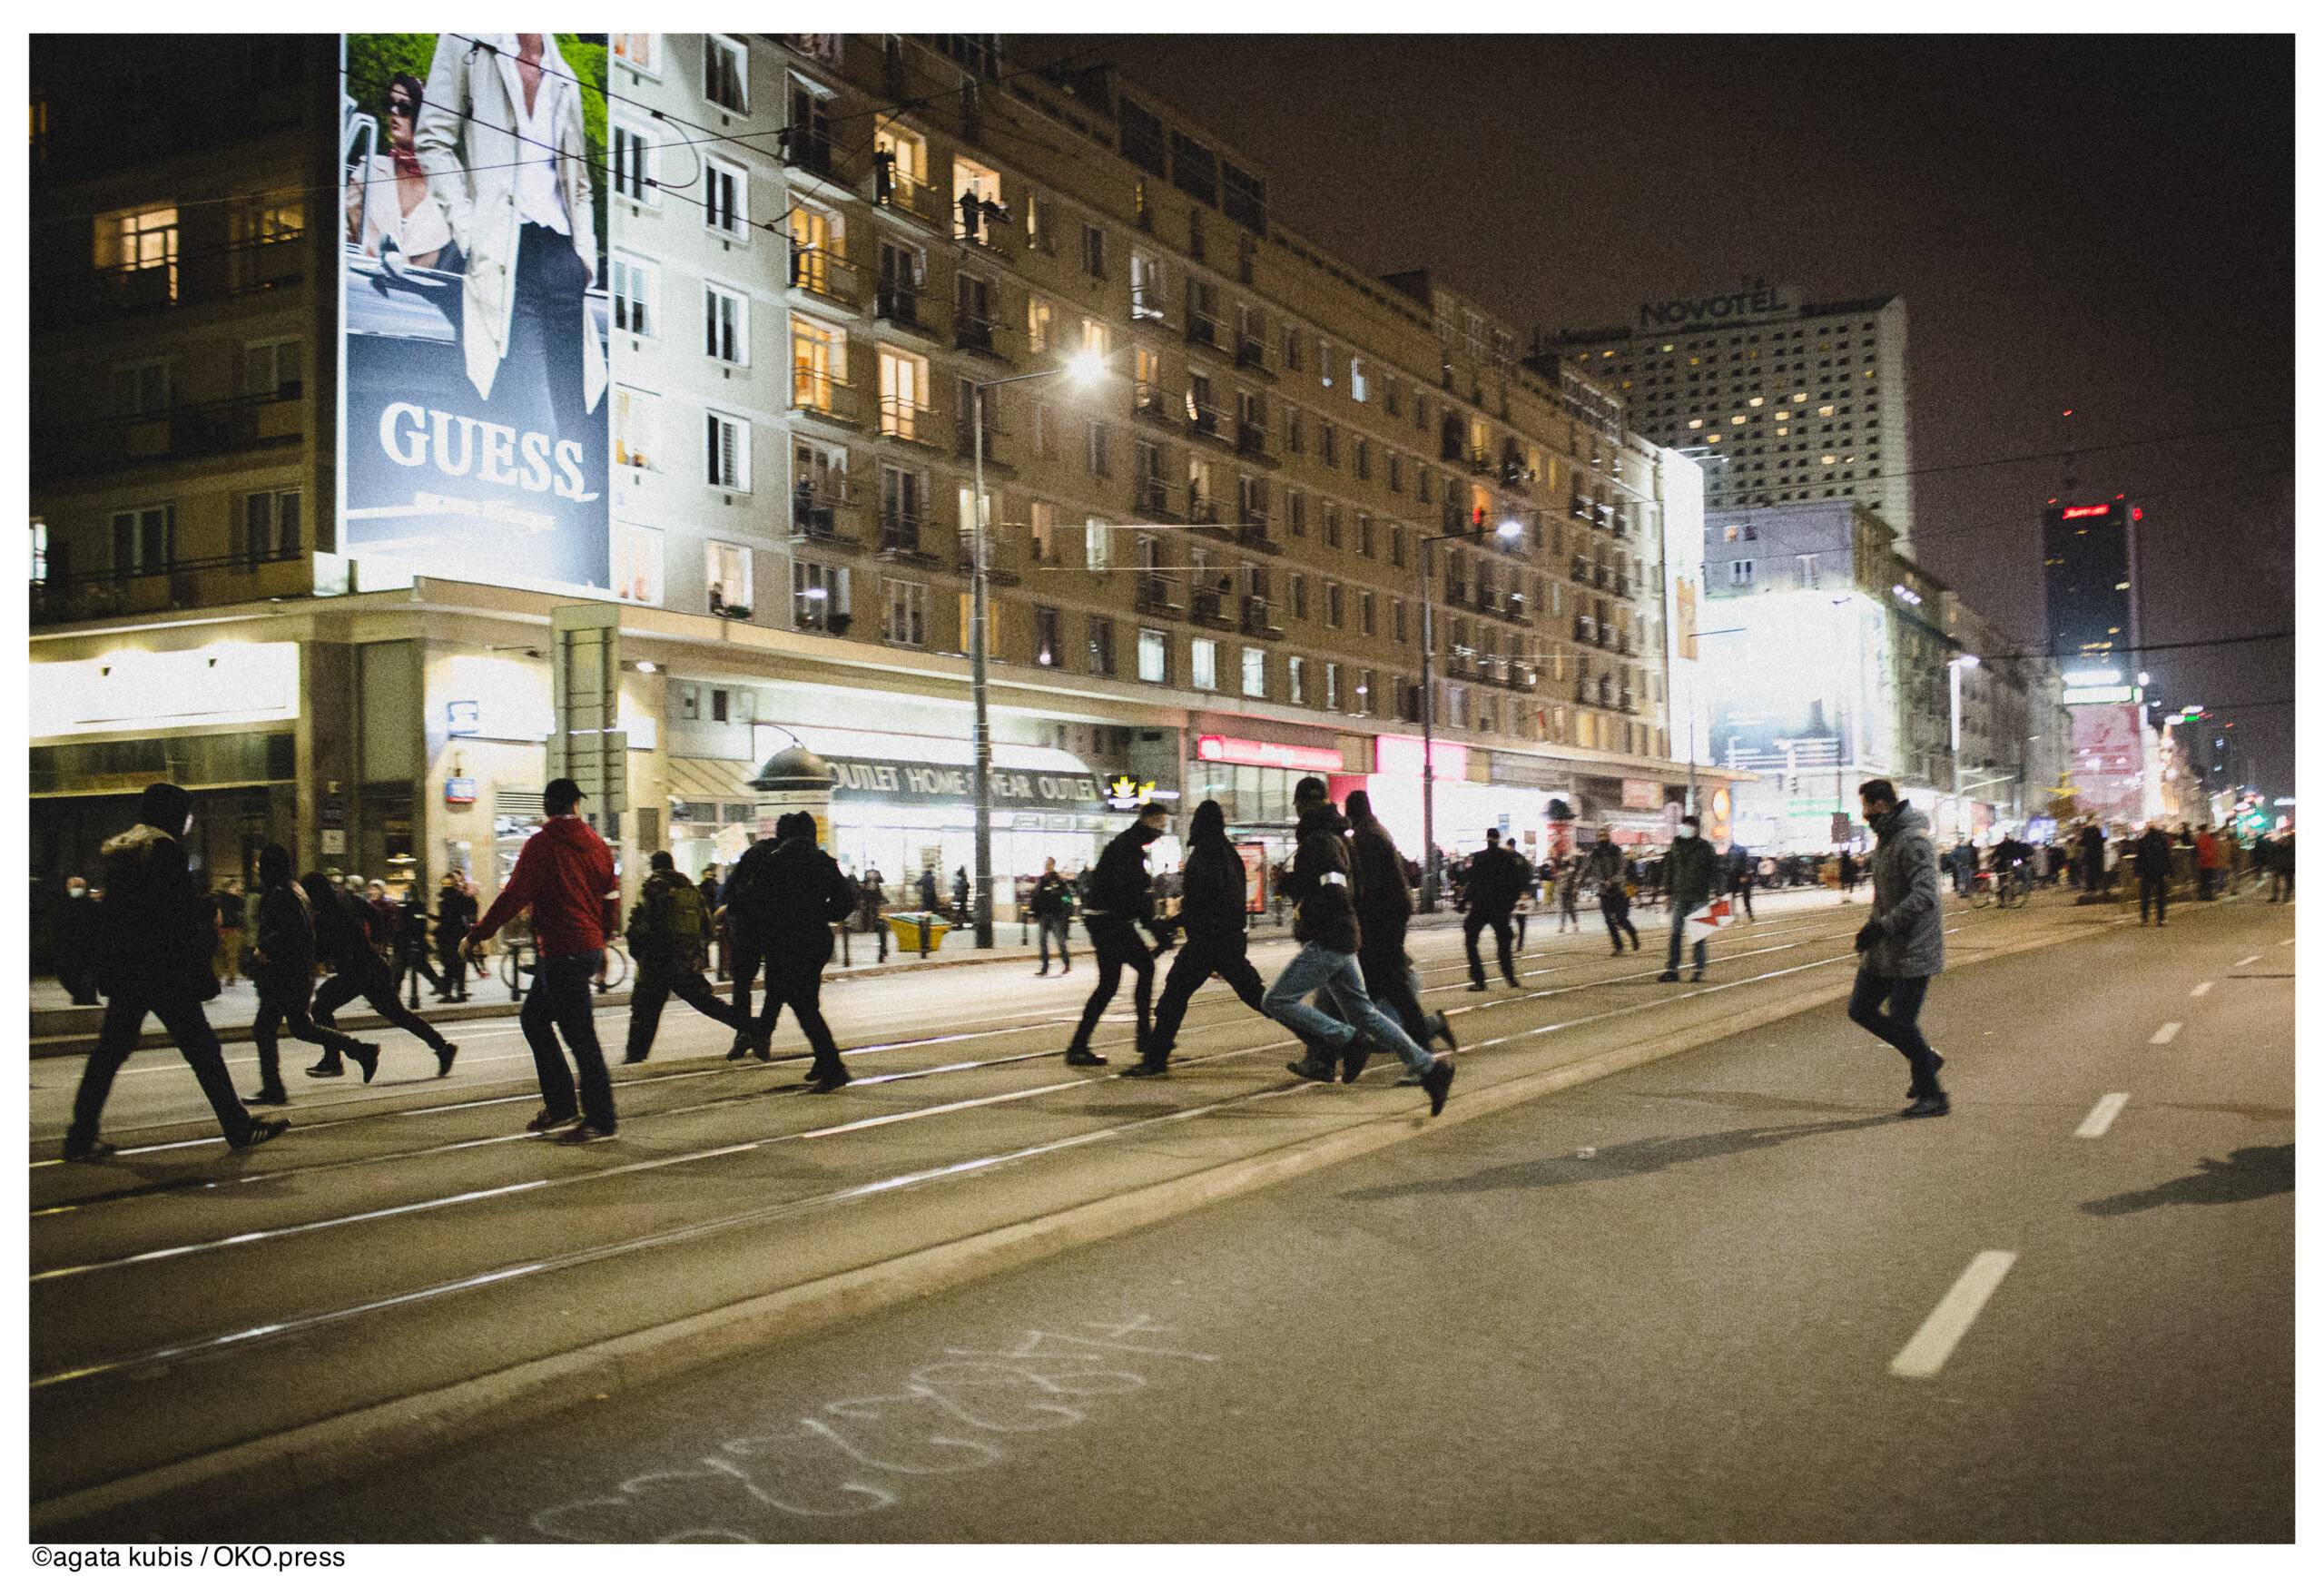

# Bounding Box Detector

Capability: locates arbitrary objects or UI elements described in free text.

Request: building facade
[1546,285,1915,554]
[29,32,1730,951]
[2041,496,2141,668]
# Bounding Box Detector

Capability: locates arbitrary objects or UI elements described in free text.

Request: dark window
[1120,99,1166,177]
[711,688,730,723]
[1221,161,1266,231]
[1169,130,1218,206]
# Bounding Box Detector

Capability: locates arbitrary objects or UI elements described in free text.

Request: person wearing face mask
[1063,804,1176,1067]
[1849,779,1950,1118]
[1658,814,1721,983]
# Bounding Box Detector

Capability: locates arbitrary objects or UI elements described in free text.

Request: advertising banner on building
[339,34,612,595]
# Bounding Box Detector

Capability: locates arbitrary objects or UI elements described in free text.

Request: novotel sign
[1196,734,1344,774]
[1637,285,1796,330]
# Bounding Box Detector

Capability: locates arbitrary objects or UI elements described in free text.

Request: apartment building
[28,32,1720,923]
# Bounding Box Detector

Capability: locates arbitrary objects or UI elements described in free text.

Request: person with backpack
[1029,857,1075,975]
[63,783,289,1160]
[724,813,856,1091]
[1134,801,1270,1077]
[623,851,748,1063]
[306,870,458,1080]
[246,844,379,1106]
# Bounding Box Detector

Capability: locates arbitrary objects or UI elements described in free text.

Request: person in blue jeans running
[1264,777,1453,1115]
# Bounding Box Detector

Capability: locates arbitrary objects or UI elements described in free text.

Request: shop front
[1184,723,1354,875]
[1352,735,1562,867]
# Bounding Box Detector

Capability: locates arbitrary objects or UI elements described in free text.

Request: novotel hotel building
[1545,286,1915,555]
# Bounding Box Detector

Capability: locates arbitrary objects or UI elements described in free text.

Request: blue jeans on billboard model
[1263,941,1433,1077]
[501,222,593,453]
[524,949,615,1129]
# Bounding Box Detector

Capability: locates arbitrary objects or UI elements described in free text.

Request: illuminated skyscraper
[2042,498,2141,666]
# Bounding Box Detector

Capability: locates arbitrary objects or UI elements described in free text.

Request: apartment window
[1138,627,1169,684]
[953,155,1001,241]
[112,504,173,575]
[1085,516,1113,571]
[1087,616,1117,676]
[1028,296,1054,354]
[1278,656,1304,708]
[705,34,749,113]
[1729,559,1755,586]
[1081,222,1108,279]
[614,386,657,470]
[791,316,844,411]
[1325,581,1344,628]
[1387,452,1403,493]
[1026,499,1059,562]
[1350,358,1369,402]
[711,689,731,723]
[611,254,655,336]
[1393,599,1408,644]
[706,540,752,609]
[1354,439,1371,480]
[704,281,748,365]
[1131,251,1167,320]
[614,521,664,605]
[236,339,301,401]
[705,409,750,491]
[1324,662,1342,711]
[1190,638,1218,692]
[613,34,659,75]
[1034,605,1062,666]
[793,559,849,630]
[878,348,928,438]
[241,488,300,560]
[1086,419,1111,478]
[1357,514,1375,558]
[882,579,928,646]
[1289,492,1306,537]
[1390,526,1406,569]
[1283,327,1305,371]
[612,120,657,203]
[1286,408,1305,455]
[1290,572,1307,621]
[1323,505,1342,550]
[94,203,178,300]
[1241,646,1267,699]
[30,518,47,584]
[1360,590,1376,636]
[1080,317,1114,357]
[704,155,747,238]
[112,360,169,416]
[1321,422,1339,468]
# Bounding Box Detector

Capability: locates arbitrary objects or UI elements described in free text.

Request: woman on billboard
[344,73,454,268]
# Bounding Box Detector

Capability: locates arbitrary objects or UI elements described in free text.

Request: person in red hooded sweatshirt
[467,777,621,1142]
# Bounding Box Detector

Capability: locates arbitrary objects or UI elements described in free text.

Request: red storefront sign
[1195,734,1344,774]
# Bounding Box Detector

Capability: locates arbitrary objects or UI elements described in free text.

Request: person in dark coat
[951,865,971,926]
[246,844,378,1105]
[1849,781,1950,1118]
[1028,857,1074,976]
[1837,846,1861,901]
[855,863,888,963]
[1064,805,1175,1067]
[623,852,749,1064]
[63,784,288,1160]
[1461,828,1530,991]
[391,890,447,1000]
[308,871,459,1080]
[2077,823,2107,895]
[1585,833,1640,953]
[433,871,478,1001]
[1344,790,1455,1061]
[55,876,102,1005]
[726,813,859,1090]
[1659,814,1722,982]
[698,864,728,979]
[1726,843,1757,921]
[1264,777,1452,1112]
[1136,801,1270,1076]
[2134,822,2174,926]
[918,865,940,913]
[212,877,248,987]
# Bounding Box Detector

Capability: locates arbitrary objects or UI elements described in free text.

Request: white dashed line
[1892,1251,2017,1379]
[2236,954,2263,968]
[2150,1021,2182,1045]
[2190,981,2213,999]
[2074,1092,2130,1138]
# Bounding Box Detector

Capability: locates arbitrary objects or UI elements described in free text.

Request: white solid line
[2190,981,2213,999]
[2074,1092,2131,1138]
[2236,954,2263,967]
[2280,938,2296,948]
[1891,1250,2017,1379]
[2150,1021,2182,1045]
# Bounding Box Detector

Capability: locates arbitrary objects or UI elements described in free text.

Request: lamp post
[1946,651,1980,841]
[1417,515,1523,911]
[966,346,1108,947]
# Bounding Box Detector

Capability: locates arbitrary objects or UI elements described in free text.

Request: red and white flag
[1684,896,1734,942]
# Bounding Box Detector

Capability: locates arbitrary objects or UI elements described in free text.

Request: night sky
[1080,34,2295,801]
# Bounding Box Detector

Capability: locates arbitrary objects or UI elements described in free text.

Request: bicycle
[1966,868,2031,910]
[497,937,633,997]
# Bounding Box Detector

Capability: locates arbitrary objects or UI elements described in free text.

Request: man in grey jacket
[1848,779,1951,1118]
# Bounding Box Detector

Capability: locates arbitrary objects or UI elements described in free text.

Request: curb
[29,902,2110,1536]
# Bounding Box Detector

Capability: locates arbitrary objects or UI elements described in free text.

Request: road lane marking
[2190,981,2213,999]
[2074,1093,2130,1138]
[1891,1250,2017,1379]
[2236,954,2263,967]
[2150,1021,2182,1045]
[2280,938,2296,948]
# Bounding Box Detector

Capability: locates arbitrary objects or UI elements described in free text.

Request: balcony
[873,286,933,337]
[1570,497,1593,522]
[877,396,940,448]
[955,204,1012,255]
[783,129,840,182]
[1187,495,1228,538]
[1133,477,1180,521]
[1570,555,1592,584]
[1500,457,1532,492]
[34,391,303,482]
[877,513,941,567]
[1572,616,1595,643]
[1613,574,1631,597]
[1239,596,1284,638]
[790,485,862,549]
[1466,448,1496,478]
[1593,564,1610,589]
[789,245,861,310]
[957,548,1020,587]
[1130,284,1169,324]
[1132,385,1175,428]
[1235,421,1276,465]
[1236,512,1278,553]
[1135,573,1181,616]
[227,234,306,296]
[32,550,310,626]
[1235,338,1274,379]
[1189,586,1234,629]
[953,310,1011,364]
[792,371,863,428]
[1185,312,1227,358]
[951,420,1006,471]
[1185,402,1228,447]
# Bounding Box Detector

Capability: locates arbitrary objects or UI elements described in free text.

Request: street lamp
[1947,652,1981,838]
[1416,514,1523,911]
[966,345,1108,948]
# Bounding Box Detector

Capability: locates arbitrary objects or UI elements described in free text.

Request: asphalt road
[44,887,2291,1542]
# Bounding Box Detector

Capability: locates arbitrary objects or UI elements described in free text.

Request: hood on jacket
[136,782,193,837]
[257,843,294,889]
[101,822,178,863]
[1297,803,1350,839]
[1189,799,1226,843]
[1874,803,1930,843]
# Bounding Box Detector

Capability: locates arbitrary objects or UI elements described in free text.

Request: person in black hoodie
[1461,827,1530,991]
[433,871,478,1001]
[1135,800,1268,1076]
[1064,803,1174,1067]
[63,783,288,1160]
[726,813,858,1090]
[1264,777,1452,1114]
[307,872,459,1080]
[246,844,379,1105]
[2135,821,2175,926]
[1344,790,1455,1060]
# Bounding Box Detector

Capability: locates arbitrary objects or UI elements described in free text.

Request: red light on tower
[2062,408,2074,417]
[2132,507,2142,521]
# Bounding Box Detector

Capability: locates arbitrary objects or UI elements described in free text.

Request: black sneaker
[350,1043,381,1084]
[61,1136,117,1162]
[1284,1057,1337,1082]
[1339,1041,1373,1084]
[1065,1050,1108,1068]
[229,1118,290,1150]
[556,1120,618,1144]
[1656,971,1680,983]
[1421,1057,1455,1116]
[526,1107,579,1134]
[244,1087,290,1107]
[1121,1059,1170,1079]
[752,1038,774,1063]
[1503,975,1523,990]
[725,1032,753,1060]
[435,1043,458,1079]
[1907,1051,1946,1102]
[1900,1091,1951,1119]
[806,1065,853,1094]
[304,1058,345,1079]
[622,1052,650,1065]
[1689,971,1706,983]
[1466,981,1489,992]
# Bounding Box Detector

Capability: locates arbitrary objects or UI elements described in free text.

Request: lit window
[1190,637,1218,692]
[94,203,178,301]
[1242,646,1267,698]
[1138,627,1169,684]
[614,522,664,605]
[706,539,752,608]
